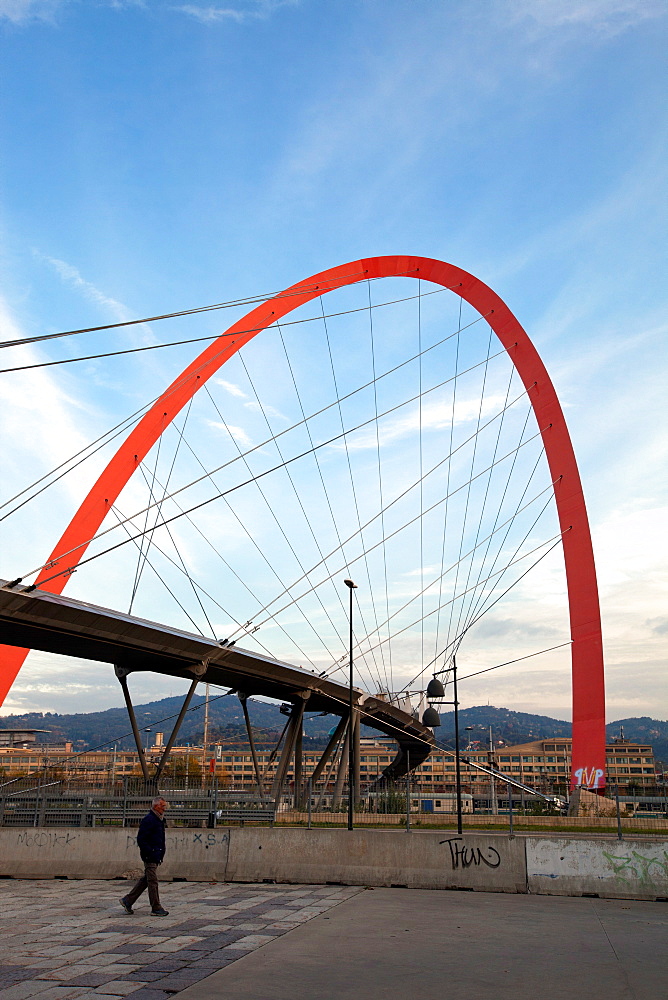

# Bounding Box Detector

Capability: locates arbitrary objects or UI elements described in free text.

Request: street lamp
[422,656,463,835]
[343,579,357,832]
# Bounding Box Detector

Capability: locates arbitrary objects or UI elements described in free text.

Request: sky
[0,0,666,724]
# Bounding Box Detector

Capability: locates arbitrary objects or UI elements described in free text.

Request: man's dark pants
[125,862,162,911]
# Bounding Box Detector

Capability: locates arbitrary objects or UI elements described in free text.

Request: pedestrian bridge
[0,579,434,786]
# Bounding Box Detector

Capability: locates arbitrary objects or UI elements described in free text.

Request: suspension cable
[229,423,546,641]
[320,295,389,693]
[0,270,431,351]
[328,532,568,680]
[319,481,559,677]
[12,349,516,587]
[0,311,490,526]
[0,284,456,373]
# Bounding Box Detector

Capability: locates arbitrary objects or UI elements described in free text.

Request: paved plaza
[0,878,361,999]
[0,879,666,1000]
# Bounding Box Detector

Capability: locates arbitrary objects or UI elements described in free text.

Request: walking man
[120,795,169,916]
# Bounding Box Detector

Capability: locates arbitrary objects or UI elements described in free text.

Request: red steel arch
[0,256,606,790]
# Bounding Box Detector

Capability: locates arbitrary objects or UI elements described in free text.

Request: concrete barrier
[0,827,232,881]
[2,827,666,900]
[526,837,668,901]
[226,828,527,892]
[0,827,525,892]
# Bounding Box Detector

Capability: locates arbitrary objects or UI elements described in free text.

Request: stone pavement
[0,879,361,999]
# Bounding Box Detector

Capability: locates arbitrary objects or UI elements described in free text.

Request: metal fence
[1,773,666,838]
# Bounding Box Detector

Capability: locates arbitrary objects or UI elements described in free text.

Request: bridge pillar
[353,708,361,807]
[301,715,347,810]
[238,693,266,802]
[331,718,350,812]
[293,714,303,810]
[115,668,150,784]
[271,700,306,807]
[154,678,200,783]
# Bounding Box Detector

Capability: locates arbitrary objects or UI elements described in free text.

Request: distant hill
[1,699,666,763]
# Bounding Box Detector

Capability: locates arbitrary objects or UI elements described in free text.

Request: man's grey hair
[152,796,166,806]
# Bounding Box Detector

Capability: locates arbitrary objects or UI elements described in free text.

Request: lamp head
[426,676,445,699]
[343,579,358,589]
[422,706,441,727]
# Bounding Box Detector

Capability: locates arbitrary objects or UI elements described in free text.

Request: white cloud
[35,251,158,347]
[206,418,253,447]
[339,394,508,452]
[36,252,131,323]
[0,300,100,575]
[215,378,248,398]
[243,399,288,422]
[174,0,298,24]
[0,0,62,23]
[507,0,666,35]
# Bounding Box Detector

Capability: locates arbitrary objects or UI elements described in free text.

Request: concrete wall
[526,837,668,901]
[0,827,232,882]
[226,829,526,892]
[1,827,666,900]
[0,827,524,893]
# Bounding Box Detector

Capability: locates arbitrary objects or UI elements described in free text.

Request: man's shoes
[119,897,134,914]
[151,907,169,916]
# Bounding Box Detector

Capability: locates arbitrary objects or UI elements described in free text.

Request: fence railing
[0,774,666,837]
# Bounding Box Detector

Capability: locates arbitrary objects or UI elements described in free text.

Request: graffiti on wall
[440,836,501,870]
[125,831,229,851]
[15,830,78,848]
[603,849,668,887]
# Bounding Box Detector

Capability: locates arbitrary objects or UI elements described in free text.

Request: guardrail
[1,777,665,837]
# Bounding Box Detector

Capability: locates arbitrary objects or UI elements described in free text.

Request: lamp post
[343,578,357,832]
[422,655,463,835]
[488,725,498,816]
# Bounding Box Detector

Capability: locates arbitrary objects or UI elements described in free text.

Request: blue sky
[0,0,666,722]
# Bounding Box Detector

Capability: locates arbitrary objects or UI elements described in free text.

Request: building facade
[0,735,658,798]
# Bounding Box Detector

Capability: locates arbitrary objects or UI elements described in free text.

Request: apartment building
[0,735,657,796]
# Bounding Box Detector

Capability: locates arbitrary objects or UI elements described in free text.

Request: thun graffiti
[440,837,501,870]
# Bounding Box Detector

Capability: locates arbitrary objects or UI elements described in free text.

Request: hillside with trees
[1,698,665,763]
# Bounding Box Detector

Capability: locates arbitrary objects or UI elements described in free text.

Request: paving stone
[113,991,170,1000]
[90,981,145,995]
[129,963,187,976]
[58,976,124,991]
[17,990,94,1000]
[149,971,212,990]
[191,925,231,933]
[0,982,59,999]
[146,937,203,954]
[102,958,156,969]
[116,974,162,985]
[101,949,145,958]
[224,934,275,950]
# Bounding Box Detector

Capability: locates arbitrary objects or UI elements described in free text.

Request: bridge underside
[0,581,434,788]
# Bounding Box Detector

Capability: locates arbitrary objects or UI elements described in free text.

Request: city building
[0,734,658,798]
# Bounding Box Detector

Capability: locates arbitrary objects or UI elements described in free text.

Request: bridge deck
[0,581,434,772]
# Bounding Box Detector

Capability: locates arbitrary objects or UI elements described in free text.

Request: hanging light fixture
[422,705,441,727]
[426,676,445,699]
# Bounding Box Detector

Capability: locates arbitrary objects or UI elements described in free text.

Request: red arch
[0,256,606,790]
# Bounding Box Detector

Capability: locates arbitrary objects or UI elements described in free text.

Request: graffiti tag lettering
[602,849,668,887]
[440,836,501,870]
[126,831,229,851]
[16,831,77,849]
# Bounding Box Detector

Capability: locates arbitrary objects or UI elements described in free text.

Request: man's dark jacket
[137,808,166,864]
